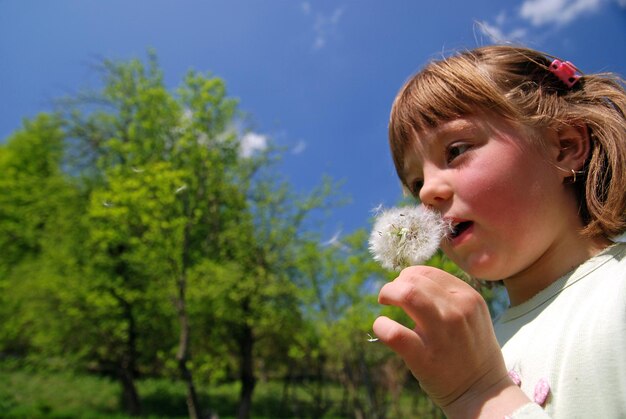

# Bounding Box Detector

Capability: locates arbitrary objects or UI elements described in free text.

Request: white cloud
[313,36,326,50]
[520,0,602,26]
[240,132,268,158]
[478,0,614,43]
[300,4,345,50]
[477,19,527,44]
[495,10,507,26]
[292,140,307,155]
[314,8,345,50]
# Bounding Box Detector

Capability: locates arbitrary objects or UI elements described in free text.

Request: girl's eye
[411,179,424,196]
[446,143,471,164]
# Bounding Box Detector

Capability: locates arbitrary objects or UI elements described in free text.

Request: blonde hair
[389,45,626,239]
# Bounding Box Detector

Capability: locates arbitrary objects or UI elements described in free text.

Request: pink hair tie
[549,59,581,88]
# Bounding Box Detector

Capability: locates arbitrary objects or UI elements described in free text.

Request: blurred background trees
[0,53,492,418]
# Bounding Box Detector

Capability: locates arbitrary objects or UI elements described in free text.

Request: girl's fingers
[372,315,425,371]
[378,276,438,326]
[378,271,441,307]
[379,266,467,306]
[378,266,473,327]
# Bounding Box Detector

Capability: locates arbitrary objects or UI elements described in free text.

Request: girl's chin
[465,266,510,282]
[442,251,507,281]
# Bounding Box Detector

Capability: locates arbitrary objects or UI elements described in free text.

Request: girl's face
[402,113,582,286]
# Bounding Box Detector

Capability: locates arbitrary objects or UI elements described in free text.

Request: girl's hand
[373,266,530,418]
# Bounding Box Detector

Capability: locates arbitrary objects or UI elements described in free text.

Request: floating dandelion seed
[131,167,145,173]
[371,203,384,214]
[102,200,114,208]
[368,205,448,271]
[175,185,188,194]
[367,333,379,342]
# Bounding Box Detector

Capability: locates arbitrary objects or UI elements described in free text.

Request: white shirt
[494,242,626,418]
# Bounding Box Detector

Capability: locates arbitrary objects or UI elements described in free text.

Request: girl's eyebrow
[433,118,477,139]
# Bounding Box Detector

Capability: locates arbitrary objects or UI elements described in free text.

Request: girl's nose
[419,171,452,207]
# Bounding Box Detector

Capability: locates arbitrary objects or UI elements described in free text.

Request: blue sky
[1,0,625,242]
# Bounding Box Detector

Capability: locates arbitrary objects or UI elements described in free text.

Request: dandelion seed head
[368,205,448,271]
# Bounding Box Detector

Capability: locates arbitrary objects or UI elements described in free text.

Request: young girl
[372,45,626,418]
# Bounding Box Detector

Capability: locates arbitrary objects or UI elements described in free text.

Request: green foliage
[0,114,86,359]
[0,114,69,275]
[0,51,471,417]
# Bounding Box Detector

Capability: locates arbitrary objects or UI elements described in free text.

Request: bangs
[388,56,517,184]
[394,71,481,131]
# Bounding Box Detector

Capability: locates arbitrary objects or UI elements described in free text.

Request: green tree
[61,54,245,417]
[0,114,68,278]
[84,162,185,414]
[292,229,395,417]
[62,52,340,418]
[0,114,83,359]
[189,165,341,418]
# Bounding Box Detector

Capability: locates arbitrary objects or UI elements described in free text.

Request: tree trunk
[176,273,202,419]
[119,366,142,416]
[112,289,142,416]
[313,355,327,417]
[359,351,382,419]
[237,300,256,419]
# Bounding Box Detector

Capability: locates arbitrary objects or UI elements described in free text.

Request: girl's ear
[554,123,590,172]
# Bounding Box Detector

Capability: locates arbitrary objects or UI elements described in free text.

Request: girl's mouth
[449,221,473,239]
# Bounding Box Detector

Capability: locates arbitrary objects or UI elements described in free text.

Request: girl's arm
[372,265,542,418]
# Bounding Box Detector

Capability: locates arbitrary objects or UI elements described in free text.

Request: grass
[0,367,443,418]
[0,369,117,418]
